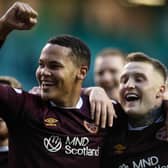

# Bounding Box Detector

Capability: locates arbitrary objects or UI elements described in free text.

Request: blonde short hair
[0,76,22,89]
[126,52,168,82]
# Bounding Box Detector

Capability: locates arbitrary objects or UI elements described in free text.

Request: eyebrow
[120,72,146,78]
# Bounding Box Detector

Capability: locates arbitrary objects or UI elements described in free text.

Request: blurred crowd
[0,0,167,90]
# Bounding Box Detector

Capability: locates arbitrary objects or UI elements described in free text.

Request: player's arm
[0,1,38,46]
[82,87,117,128]
[29,86,41,95]
[29,86,117,128]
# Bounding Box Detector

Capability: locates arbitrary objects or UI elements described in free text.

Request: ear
[156,85,166,98]
[77,65,88,80]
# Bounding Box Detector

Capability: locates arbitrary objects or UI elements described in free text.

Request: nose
[124,78,135,89]
[40,67,51,76]
[101,71,112,83]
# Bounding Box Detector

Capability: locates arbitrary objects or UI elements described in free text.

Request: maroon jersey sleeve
[0,85,26,123]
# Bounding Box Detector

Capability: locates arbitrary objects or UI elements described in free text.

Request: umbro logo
[156,126,168,142]
[44,117,58,127]
[113,144,126,154]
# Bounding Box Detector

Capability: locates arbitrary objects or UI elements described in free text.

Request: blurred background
[0,0,168,90]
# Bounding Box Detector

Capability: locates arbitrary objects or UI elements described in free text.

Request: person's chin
[123,105,135,113]
[41,92,50,101]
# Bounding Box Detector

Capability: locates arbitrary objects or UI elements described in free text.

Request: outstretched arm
[82,87,117,128]
[29,86,117,128]
[29,86,41,95]
[0,1,38,45]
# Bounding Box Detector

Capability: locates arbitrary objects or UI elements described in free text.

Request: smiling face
[94,56,124,90]
[36,44,81,106]
[119,62,165,117]
[94,55,125,99]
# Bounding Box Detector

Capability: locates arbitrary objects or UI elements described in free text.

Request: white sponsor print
[65,136,99,156]
[43,136,100,156]
[118,156,168,168]
[44,136,62,152]
[132,156,158,168]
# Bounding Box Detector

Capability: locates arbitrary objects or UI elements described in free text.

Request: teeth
[125,93,139,101]
[126,94,138,98]
[42,81,53,86]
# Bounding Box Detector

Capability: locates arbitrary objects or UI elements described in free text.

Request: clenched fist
[0,1,38,41]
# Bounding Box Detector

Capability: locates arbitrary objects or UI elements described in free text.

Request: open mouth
[125,93,140,102]
[41,81,55,88]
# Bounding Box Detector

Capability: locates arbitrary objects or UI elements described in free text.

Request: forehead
[121,62,154,76]
[40,44,72,60]
[95,55,124,70]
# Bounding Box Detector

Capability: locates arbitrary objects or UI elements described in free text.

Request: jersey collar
[50,97,83,109]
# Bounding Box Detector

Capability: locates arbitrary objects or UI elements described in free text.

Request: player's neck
[128,107,162,128]
[53,86,81,107]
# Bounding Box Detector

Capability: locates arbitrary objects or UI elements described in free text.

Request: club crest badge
[156,126,168,142]
[83,120,98,134]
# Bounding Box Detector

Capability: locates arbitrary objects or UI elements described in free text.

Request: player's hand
[0,1,38,32]
[29,86,41,95]
[83,87,117,128]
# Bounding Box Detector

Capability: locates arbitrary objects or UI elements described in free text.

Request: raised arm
[0,1,38,45]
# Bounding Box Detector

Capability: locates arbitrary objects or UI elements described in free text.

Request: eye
[38,62,44,68]
[120,75,128,84]
[135,76,145,82]
[110,69,117,75]
[97,71,104,76]
[49,63,63,70]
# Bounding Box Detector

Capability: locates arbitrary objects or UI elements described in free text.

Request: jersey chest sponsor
[118,156,168,168]
[43,135,100,157]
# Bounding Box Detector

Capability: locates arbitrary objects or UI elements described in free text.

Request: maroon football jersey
[0,151,8,168]
[0,85,110,168]
[103,115,168,168]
